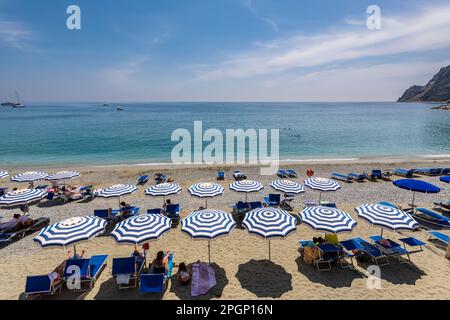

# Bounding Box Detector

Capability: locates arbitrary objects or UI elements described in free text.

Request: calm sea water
[0,102,449,167]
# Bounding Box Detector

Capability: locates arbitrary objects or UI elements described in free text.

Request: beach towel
[191,262,216,297]
[116,274,131,285]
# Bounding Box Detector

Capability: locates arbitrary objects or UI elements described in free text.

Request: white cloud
[0,19,35,49]
[194,5,450,81]
[243,0,279,31]
[101,57,148,86]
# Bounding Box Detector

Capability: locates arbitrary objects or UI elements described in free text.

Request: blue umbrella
[188,183,224,208]
[229,180,263,202]
[355,203,419,235]
[304,177,340,203]
[299,206,357,234]
[270,180,305,194]
[440,176,450,183]
[393,179,440,208]
[111,214,171,245]
[0,188,47,206]
[242,207,296,260]
[0,171,8,179]
[11,171,48,182]
[34,216,107,256]
[181,209,236,263]
[145,183,181,204]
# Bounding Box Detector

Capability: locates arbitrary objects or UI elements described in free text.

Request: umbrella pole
[411,191,416,211]
[319,192,322,204]
[205,198,208,208]
[245,193,248,203]
[381,228,384,237]
[208,240,211,264]
[268,240,271,261]
[73,245,77,258]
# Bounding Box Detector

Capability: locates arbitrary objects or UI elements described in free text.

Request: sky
[1,0,450,102]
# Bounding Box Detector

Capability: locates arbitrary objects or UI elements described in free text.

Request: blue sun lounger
[369,169,382,180]
[352,237,389,266]
[393,168,415,177]
[249,201,262,209]
[25,274,62,298]
[427,230,450,246]
[217,171,225,180]
[331,172,353,182]
[377,201,399,209]
[263,194,281,207]
[139,253,173,294]
[369,236,423,264]
[349,173,368,182]
[112,256,145,289]
[277,169,289,178]
[415,208,450,227]
[314,243,343,271]
[442,168,450,175]
[147,208,162,214]
[166,204,181,227]
[233,201,250,214]
[63,255,108,291]
[137,175,149,185]
[414,168,443,176]
[285,169,298,178]
[339,239,365,269]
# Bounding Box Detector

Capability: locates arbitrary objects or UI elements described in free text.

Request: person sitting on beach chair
[132,248,146,270]
[150,251,171,275]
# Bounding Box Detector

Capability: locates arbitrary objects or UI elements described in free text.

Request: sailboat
[1,91,25,108]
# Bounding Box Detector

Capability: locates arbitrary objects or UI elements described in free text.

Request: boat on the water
[116,106,124,111]
[1,91,25,108]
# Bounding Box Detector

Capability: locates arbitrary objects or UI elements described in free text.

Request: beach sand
[0,158,449,300]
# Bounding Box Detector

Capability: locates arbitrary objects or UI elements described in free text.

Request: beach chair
[80,185,95,200]
[393,168,415,178]
[63,255,108,291]
[217,171,225,181]
[121,206,140,218]
[24,275,62,299]
[331,172,353,182]
[369,169,382,181]
[94,209,113,224]
[232,201,250,214]
[277,169,289,178]
[154,173,167,184]
[304,200,318,207]
[249,201,262,209]
[35,185,48,190]
[352,237,389,266]
[426,230,449,247]
[442,168,450,175]
[349,173,368,182]
[233,170,246,181]
[139,253,173,294]
[112,256,145,289]
[263,194,281,207]
[414,168,443,176]
[377,201,399,209]
[320,202,337,208]
[338,239,364,269]
[433,201,450,211]
[286,169,298,178]
[0,217,50,243]
[0,187,8,196]
[314,243,343,271]
[369,236,419,264]
[166,204,180,227]
[415,208,450,228]
[137,175,149,185]
[147,208,162,214]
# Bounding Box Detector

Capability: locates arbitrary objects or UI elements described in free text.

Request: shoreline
[2,154,450,171]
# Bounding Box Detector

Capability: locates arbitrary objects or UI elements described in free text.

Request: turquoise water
[0,102,449,167]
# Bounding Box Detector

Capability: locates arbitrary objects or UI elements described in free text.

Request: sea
[0,102,449,167]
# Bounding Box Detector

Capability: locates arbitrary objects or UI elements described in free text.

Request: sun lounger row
[299,235,424,271]
[415,208,450,228]
[414,168,450,176]
[331,172,368,182]
[277,169,298,178]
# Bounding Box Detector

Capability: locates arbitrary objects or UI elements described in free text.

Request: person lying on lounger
[48,250,78,287]
[0,214,33,232]
[150,251,170,274]
[178,262,191,285]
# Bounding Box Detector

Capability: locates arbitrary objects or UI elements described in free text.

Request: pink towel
[191,262,216,297]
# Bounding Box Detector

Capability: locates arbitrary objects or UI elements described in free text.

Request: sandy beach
[1,158,449,300]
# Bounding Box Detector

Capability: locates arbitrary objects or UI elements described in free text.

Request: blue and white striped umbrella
[11,171,48,182]
[181,209,236,263]
[0,188,47,206]
[270,180,304,194]
[304,177,340,203]
[145,183,181,197]
[230,179,263,201]
[299,206,357,233]
[46,171,80,181]
[242,207,296,260]
[34,216,107,250]
[0,171,8,179]
[111,214,171,245]
[97,184,137,198]
[188,183,224,207]
[355,203,419,233]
